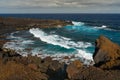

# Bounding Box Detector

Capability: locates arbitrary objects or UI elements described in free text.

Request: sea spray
[29,28,92,49]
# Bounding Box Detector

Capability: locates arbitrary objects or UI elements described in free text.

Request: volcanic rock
[93,35,120,69]
[28,63,38,71]
[66,60,114,80]
[47,60,66,80]
[66,60,83,79]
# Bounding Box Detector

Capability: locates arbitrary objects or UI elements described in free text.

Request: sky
[0,0,120,13]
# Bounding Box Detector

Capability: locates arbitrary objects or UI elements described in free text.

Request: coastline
[0,17,120,80]
[0,17,93,65]
[0,17,72,48]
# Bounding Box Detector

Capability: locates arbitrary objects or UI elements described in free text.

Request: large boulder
[93,35,120,69]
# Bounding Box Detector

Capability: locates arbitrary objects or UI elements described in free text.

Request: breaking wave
[94,25,107,29]
[29,28,92,49]
[72,21,84,26]
[29,28,93,63]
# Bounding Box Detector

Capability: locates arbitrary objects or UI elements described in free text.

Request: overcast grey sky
[0,0,120,13]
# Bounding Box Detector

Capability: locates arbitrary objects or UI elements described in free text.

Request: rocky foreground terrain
[0,17,120,80]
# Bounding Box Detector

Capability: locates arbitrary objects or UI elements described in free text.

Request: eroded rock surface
[93,35,120,69]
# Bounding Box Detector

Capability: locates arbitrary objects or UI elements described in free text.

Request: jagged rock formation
[93,35,120,69]
[0,49,67,80]
[66,36,120,80]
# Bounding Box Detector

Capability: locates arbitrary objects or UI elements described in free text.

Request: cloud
[0,0,120,13]
[0,0,120,8]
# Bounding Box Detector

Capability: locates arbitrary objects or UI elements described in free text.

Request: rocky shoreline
[0,17,72,49]
[0,17,120,80]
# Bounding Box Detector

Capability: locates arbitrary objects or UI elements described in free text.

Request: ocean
[1,14,120,64]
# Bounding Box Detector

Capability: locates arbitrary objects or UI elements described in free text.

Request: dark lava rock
[47,60,66,80]
[2,48,21,58]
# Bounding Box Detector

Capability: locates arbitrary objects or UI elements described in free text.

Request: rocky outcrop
[0,17,72,27]
[1,48,21,58]
[0,17,72,35]
[0,50,66,80]
[0,60,48,80]
[93,35,120,69]
[66,60,116,80]
[66,36,120,80]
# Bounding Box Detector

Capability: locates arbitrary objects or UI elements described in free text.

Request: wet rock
[64,56,69,59]
[93,35,120,69]
[2,48,21,58]
[0,40,7,49]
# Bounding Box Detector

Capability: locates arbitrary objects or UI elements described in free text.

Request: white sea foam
[75,49,93,60]
[35,51,93,65]
[72,21,84,26]
[3,41,93,65]
[3,32,34,55]
[22,40,34,44]
[93,25,119,31]
[101,25,107,28]
[29,28,92,49]
[7,31,21,39]
[94,25,107,29]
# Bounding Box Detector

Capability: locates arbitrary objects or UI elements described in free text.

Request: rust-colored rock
[66,60,115,80]
[93,35,120,69]
[64,56,69,59]
[66,60,83,79]
[0,61,48,80]
[68,66,114,80]
[28,63,38,71]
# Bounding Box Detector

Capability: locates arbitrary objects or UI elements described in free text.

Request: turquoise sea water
[1,14,120,64]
